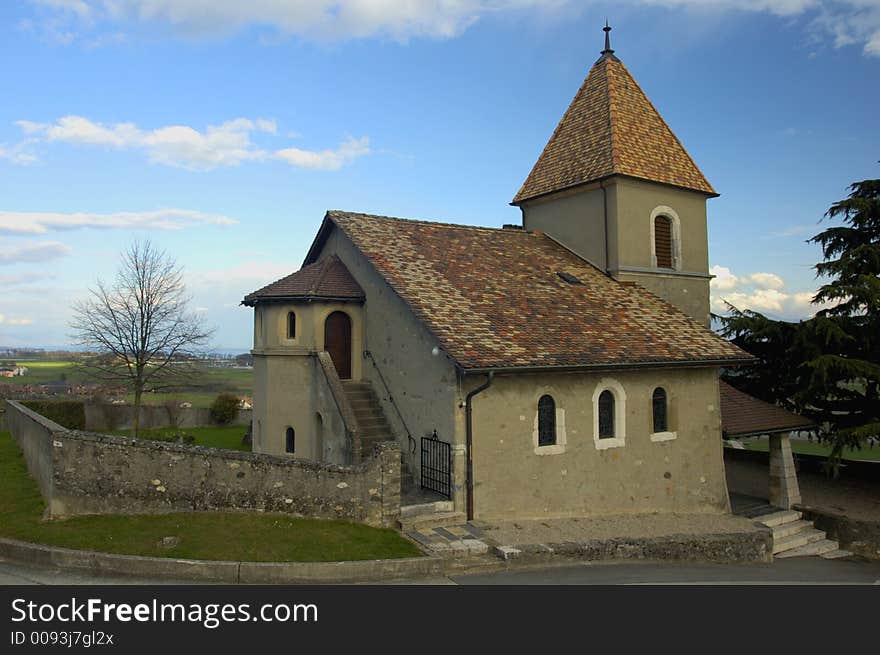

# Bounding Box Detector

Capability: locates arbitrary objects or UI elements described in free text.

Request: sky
[0,0,878,351]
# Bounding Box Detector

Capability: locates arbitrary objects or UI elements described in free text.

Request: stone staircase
[757,509,851,559]
[341,380,394,459]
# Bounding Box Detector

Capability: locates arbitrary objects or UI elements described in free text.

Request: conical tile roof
[513,52,715,204]
[242,255,364,305]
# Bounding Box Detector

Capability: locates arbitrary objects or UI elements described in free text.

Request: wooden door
[324,311,352,379]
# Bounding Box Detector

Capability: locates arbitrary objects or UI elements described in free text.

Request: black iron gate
[420,431,452,499]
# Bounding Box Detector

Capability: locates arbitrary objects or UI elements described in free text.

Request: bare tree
[70,240,213,437]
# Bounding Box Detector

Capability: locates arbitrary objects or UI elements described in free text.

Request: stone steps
[341,381,394,459]
[771,520,815,540]
[398,511,467,532]
[757,508,850,559]
[400,500,454,519]
[772,528,826,554]
[759,509,802,527]
[776,539,841,559]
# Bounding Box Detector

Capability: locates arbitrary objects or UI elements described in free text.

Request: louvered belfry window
[598,390,615,439]
[538,395,556,446]
[652,387,668,433]
[654,215,674,269]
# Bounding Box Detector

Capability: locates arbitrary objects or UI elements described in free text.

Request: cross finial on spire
[602,20,614,56]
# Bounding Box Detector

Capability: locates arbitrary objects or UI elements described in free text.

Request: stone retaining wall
[84,403,251,431]
[5,400,400,528]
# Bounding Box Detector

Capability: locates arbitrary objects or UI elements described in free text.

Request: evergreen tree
[718,177,880,465]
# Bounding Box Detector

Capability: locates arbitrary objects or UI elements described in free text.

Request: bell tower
[512,24,716,327]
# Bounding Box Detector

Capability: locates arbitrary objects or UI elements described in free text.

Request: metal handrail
[363,350,414,449]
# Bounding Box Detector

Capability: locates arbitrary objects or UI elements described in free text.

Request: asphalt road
[2,556,880,585]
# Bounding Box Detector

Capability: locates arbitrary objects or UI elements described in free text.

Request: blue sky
[1,1,878,351]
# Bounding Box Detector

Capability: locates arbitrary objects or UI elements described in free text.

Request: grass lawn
[737,437,880,462]
[108,424,252,452]
[0,431,420,562]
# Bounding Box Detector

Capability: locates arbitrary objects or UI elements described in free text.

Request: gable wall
[521,185,607,269]
[466,366,729,520]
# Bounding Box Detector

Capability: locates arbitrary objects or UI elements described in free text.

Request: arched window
[652,388,668,433]
[285,427,295,454]
[537,395,556,446]
[598,390,615,439]
[654,215,674,269]
[287,312,296,339]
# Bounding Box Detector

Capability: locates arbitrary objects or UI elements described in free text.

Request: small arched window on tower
[598,390,615,439]
[285,427,295,454]
[654,215,674,269]
[287,311,296,339]
[652,387,668,433]
[537,395,556,446]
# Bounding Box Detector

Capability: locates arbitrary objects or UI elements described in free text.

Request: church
[243,26,754,522]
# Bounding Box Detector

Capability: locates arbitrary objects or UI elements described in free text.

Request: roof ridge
[328,210,534,236]
[608,57,715,195]
[603,56,618,172]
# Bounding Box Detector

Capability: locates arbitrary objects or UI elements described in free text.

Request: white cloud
[24,1,880,55]
[0,208,237,235]
[0,241,72,265]
[746,272,785,290]
[0,144,38,165]
[710,263,836,319]
[0,314,35,326]
[17,115,369,171]
[709,265,739,291]
[275,136,370,171]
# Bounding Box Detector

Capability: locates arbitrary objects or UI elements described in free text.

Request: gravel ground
[476,512,760,547]
[726,458,880,522]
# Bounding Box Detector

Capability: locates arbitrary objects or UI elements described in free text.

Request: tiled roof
[720,381,816,438]
[242,255,364,305]
[313,210,749,371]
[513,53,716,204]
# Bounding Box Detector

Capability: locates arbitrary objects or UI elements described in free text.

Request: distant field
[2,358,253,407]
[0,361,88,385]
[737,437,880,462]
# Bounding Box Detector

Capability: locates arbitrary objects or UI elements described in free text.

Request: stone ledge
[489,529,773,564]
[795,504,880,561]
[0,537,444,584]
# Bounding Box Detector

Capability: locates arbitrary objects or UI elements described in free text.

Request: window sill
[594,437,625,450]
[650,431,677,442]
[534,443,566,456]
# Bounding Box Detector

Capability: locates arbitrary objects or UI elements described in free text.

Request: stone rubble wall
[5,400,400,528]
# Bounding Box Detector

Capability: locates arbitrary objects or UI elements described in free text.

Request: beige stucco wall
[252,299,364,463]
[609,177,710,273]
[252,351,316,458]
[617,271,711,327]
[521,184,607,269]
[519,176,713,325]
[462,366,729,520]
[315,229,461,477]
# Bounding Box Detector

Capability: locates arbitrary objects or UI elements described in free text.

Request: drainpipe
[464,371,494,521]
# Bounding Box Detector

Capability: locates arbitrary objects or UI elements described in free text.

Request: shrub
[21,400,86,430]
[209,393,240,425]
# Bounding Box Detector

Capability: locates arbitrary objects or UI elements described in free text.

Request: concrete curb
[0,527,773,583]
[0,537,446,584]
